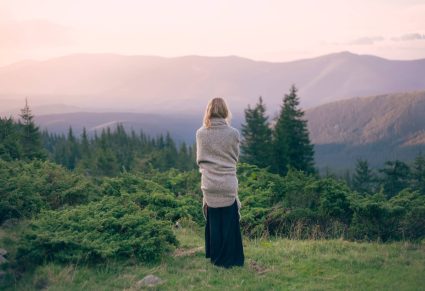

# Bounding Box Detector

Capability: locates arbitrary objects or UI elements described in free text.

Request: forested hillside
[306,90,425,169]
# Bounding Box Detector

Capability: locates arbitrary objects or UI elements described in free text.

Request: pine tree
[273,85,315,175]
[240,96,273,168]
[352,159,376,194]
[379,160,410,198]
[0,116,22,160]
[412,152,425,195]
[19,98,46,160]
[66,126,80,169]
[80,127,91,158]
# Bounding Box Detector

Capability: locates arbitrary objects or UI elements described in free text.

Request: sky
[1,0,425,66]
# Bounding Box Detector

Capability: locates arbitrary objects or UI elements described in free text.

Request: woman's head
[203,97,232,128]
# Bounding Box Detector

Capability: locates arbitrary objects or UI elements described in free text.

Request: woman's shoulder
[196,125,239,138]
[196,126,207,138]
[229,126,240,139]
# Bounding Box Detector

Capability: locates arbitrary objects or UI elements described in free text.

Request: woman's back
[196,116,240,208]
[196,117,240,175]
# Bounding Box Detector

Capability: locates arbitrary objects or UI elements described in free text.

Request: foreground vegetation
[1,225,424,290]
[1,100,425,289]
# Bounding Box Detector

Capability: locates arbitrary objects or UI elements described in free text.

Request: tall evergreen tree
[0,116,22,160]
[240,96,273,168]
[80,127,91,158]
[352,159,376,194]
[379,160,410,198]
[66,126,80,169]
[273,85,315,175]
[412,152,425,195]
[19,98,46,160]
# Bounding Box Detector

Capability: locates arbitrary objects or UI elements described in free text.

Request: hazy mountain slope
[306,91,425,170]
[33,112,213,143]
[1,52,425,114]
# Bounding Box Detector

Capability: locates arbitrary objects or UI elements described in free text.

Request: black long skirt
[205,200,244,268]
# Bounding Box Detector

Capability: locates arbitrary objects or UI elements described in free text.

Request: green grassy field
[2,225,425,291]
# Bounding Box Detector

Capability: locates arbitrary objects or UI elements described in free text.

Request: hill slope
[306,90,425,169]
[1,52,425,114]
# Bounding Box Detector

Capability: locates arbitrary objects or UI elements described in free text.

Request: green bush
[388,189,425,240]
[0,160,98,223]
[349,192,402,241]
[101,172,204,224]
[16,195,178,266]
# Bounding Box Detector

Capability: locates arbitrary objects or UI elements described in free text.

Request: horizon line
[3,50,425,68]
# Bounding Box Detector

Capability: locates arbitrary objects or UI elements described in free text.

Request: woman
[196,97,244,268]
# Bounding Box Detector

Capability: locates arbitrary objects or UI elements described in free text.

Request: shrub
[101,172,204,224]
[16,195,178,266]
[348,192,404,241]
[0,160,98,223]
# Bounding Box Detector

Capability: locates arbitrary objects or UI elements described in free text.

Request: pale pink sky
[1,0,425,66]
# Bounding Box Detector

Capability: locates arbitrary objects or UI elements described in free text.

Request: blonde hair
[203,97,232,128]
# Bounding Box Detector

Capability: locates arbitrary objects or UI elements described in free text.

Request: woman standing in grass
[196,97,244,268]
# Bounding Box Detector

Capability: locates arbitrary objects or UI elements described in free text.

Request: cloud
[391,33,425,41]
[349,36,385,45]
[0,19,74,49]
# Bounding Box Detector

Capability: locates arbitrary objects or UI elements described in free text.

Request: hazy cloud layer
[348,32,425,46]
[349,36,385,45]
[391,33,425,41]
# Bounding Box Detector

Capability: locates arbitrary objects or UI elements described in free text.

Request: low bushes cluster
[16,195,178,266]
[236,163,425,241]
[100,171,204,224]
[0,160,98,224]
[2,159,425,272]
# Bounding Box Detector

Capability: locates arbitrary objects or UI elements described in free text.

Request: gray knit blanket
[196,117,241,219]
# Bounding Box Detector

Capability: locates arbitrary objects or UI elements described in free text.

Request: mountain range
[1,51,425,116]
[1,52,425,170]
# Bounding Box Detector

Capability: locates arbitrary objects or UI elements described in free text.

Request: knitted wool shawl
[196,117,242,217]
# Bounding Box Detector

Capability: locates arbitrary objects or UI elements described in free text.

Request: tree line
[0,100,196,176]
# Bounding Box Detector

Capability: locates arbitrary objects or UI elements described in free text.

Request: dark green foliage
[387,190,425,240]
[379,160,411,198]
[281,168,319,209]
[100,171,204,224]
[240,96,273,168]
[42,123,196,176]
[352,159,377,194]
[349,190,414,241]
[18,99,47,160]
[0,116,22,160]
[237,162,424,241]
[0,100,47,161]
[273,85,315,175]
[16,195,178,265]
[140,168,202,199]
[411,153,425,195]
[0,160,98,223]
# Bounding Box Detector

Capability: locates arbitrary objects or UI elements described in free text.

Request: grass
[1,224,425,290]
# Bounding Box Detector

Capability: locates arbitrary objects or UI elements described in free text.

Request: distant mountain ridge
[1,51,425,114]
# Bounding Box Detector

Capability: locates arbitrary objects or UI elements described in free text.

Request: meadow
[2,225,424,290]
